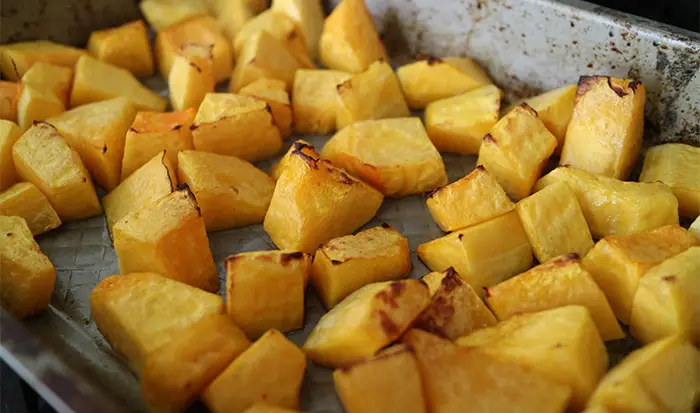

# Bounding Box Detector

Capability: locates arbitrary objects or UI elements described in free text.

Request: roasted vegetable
[269,140,319,181]
[0,182,61,236]
[239,78,293,139]
[292,69,351,135]
[0,41,86,81]
[0,120,22,190]
[87,20,154,77]
[229,31,301,92]
[168,43,216,111]
[140,0,209,31]
[270,0,324,59]
[0,81,20,123]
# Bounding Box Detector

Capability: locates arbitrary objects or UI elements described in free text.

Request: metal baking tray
[1,0,699,412]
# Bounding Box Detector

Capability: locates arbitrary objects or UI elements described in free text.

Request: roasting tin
[1,0,699,412]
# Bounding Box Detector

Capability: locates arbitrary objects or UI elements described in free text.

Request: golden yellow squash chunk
[203,329,307,413]
[560,76,645,180]
[426,165,514,232]
[640,143,700,219]
[113,189,219,292]
[0,216,55,319]
[691,215,700,243]
[90,272,223,374]
[322,118,447,197]
[213,0,255,43]
[21,62,72,107]
[70,55,167,112]
[0,81,20,123]
[239,78,293,139]
[264,150,383,253]
[414,268,497,340]
[12,122,102,221]
[336,60,410,129]
[333,344,427,413]
[225,250,311,338]
[629,247,700,344]
[397,56,492,109]
[425,85,502,155]
[0,183,61,236]
[122,109,195,181]
[87,20,154,77]
[269,140,319,181]
[400,328,572,413]
[310,224,411,309]
[535,165,679,238]
[303,279,430,368]
[320,0,387,73]
[486,254,623,341]
[141,314,251,413]
[0,41,86,81]
[417,210,533,295]
[243,404,299,413]
[16,85,65,131]
[582,225,696,324]
[103,151,176,236]
[192,93,283,162]
[0,120,22,190]
[271,0,324,59]
[477,103,558,200]
[588,335,698,413]
[457,306,608,411]
[140,0,209,31]
[230,31,301,92]
[48,97,137,191]
[292,69,352,135]
[169,43,216,111]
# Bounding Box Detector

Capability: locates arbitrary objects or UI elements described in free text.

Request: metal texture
[1,0,698,412]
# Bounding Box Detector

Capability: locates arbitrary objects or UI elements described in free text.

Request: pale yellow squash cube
[121,109,195,181]
[12,122,102,221]
[214,0,255,43]
[0,120,22,190]
[486,254,623,341]
[292,69,351,135]
[320,0,387,73]
[113,189,219,292]
[535,165,679,238]
[0,81,20,123]
[397,56,492,109]
[48,97,137,191]
[203,329,307,413]
[303,279,430,368]
[87,20,154,77]
[425,85,502,155]
[414,268,497,340]
[322,118,447,197]
[264,150,383,253]
[333,345,427,413]
[0,182,61,236]
[417,211,533,295]
[270,0,324,58]
[629,247,700,344]
[336,60,410,129]
[140,0,209,31]
[230,31,301,92]
[582,225,696,324]
[90,272,223,374]
[269,140,319,181]
[168,43,216,111]
[0,216,55,319]
[21,62,72,107]
[477,103,558,200]
[457,306,608,411]
[640,143,700,219]
[0,41,86,81]
[17,85,65,131]
[560,76,645,180]
[192,93,283,162]
[310,224,411,309]
[691,215,700,243]
[426,165,514,232]
[240,78,293,139]
[70,55,166,112]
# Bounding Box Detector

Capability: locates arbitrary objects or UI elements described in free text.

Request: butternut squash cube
[336,60,410,129]
[0,216,55,319]
[535,166,679,238]
[417,211,533,295]
[690,215,700,243]
[333,345,427,413]
[203,329,307,413]
[90,272,223,374]
[426,165,514,232]
[17,85,65,131]
[581,225,696,324]
[20,62,72,107]
[264,150,383,253]
[414,268,497,340]
[113,188,219,292]
[0,182,61,236]
[397,56,492,109]
[239,78,293,139]
[140,0,209,31]
[0,41,86,81]
[292,69,351,135]
[230,31,301,92]
[12,122,101,221]
[456,306,608,411]
[270,0,324,59]
[214,0,255,43]
[87,20,154,77]
[0,120,22,190]
[168,43,216,112]
[48,97,137,191]
[477,103,557,200]
[310,224,411,309]
[560,76,645,180]
[321,118,447,197]
[485,253,623,341]
[303,279,430,368]
[192,93,283,162]
[640,143,700,219]
[269,139,319,181]
[0,81,19,123]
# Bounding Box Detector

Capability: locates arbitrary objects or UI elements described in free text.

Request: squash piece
[0,81,20,123]
[690,215,700,243]
[0,120,22,190]
[269,139,319,181]
[0,182,61,236]
[0,41,86,81]
[292,69,351,135]
[20,62,72,106]
[214,0,255,43]
[270,0,324,59]
[243,405,299,413]
[230,31,301,92]
[140,0,209,31]
[169,43,216,111]
[239,78,293,139]
[87,20,154,77]
[16,85,65,131]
